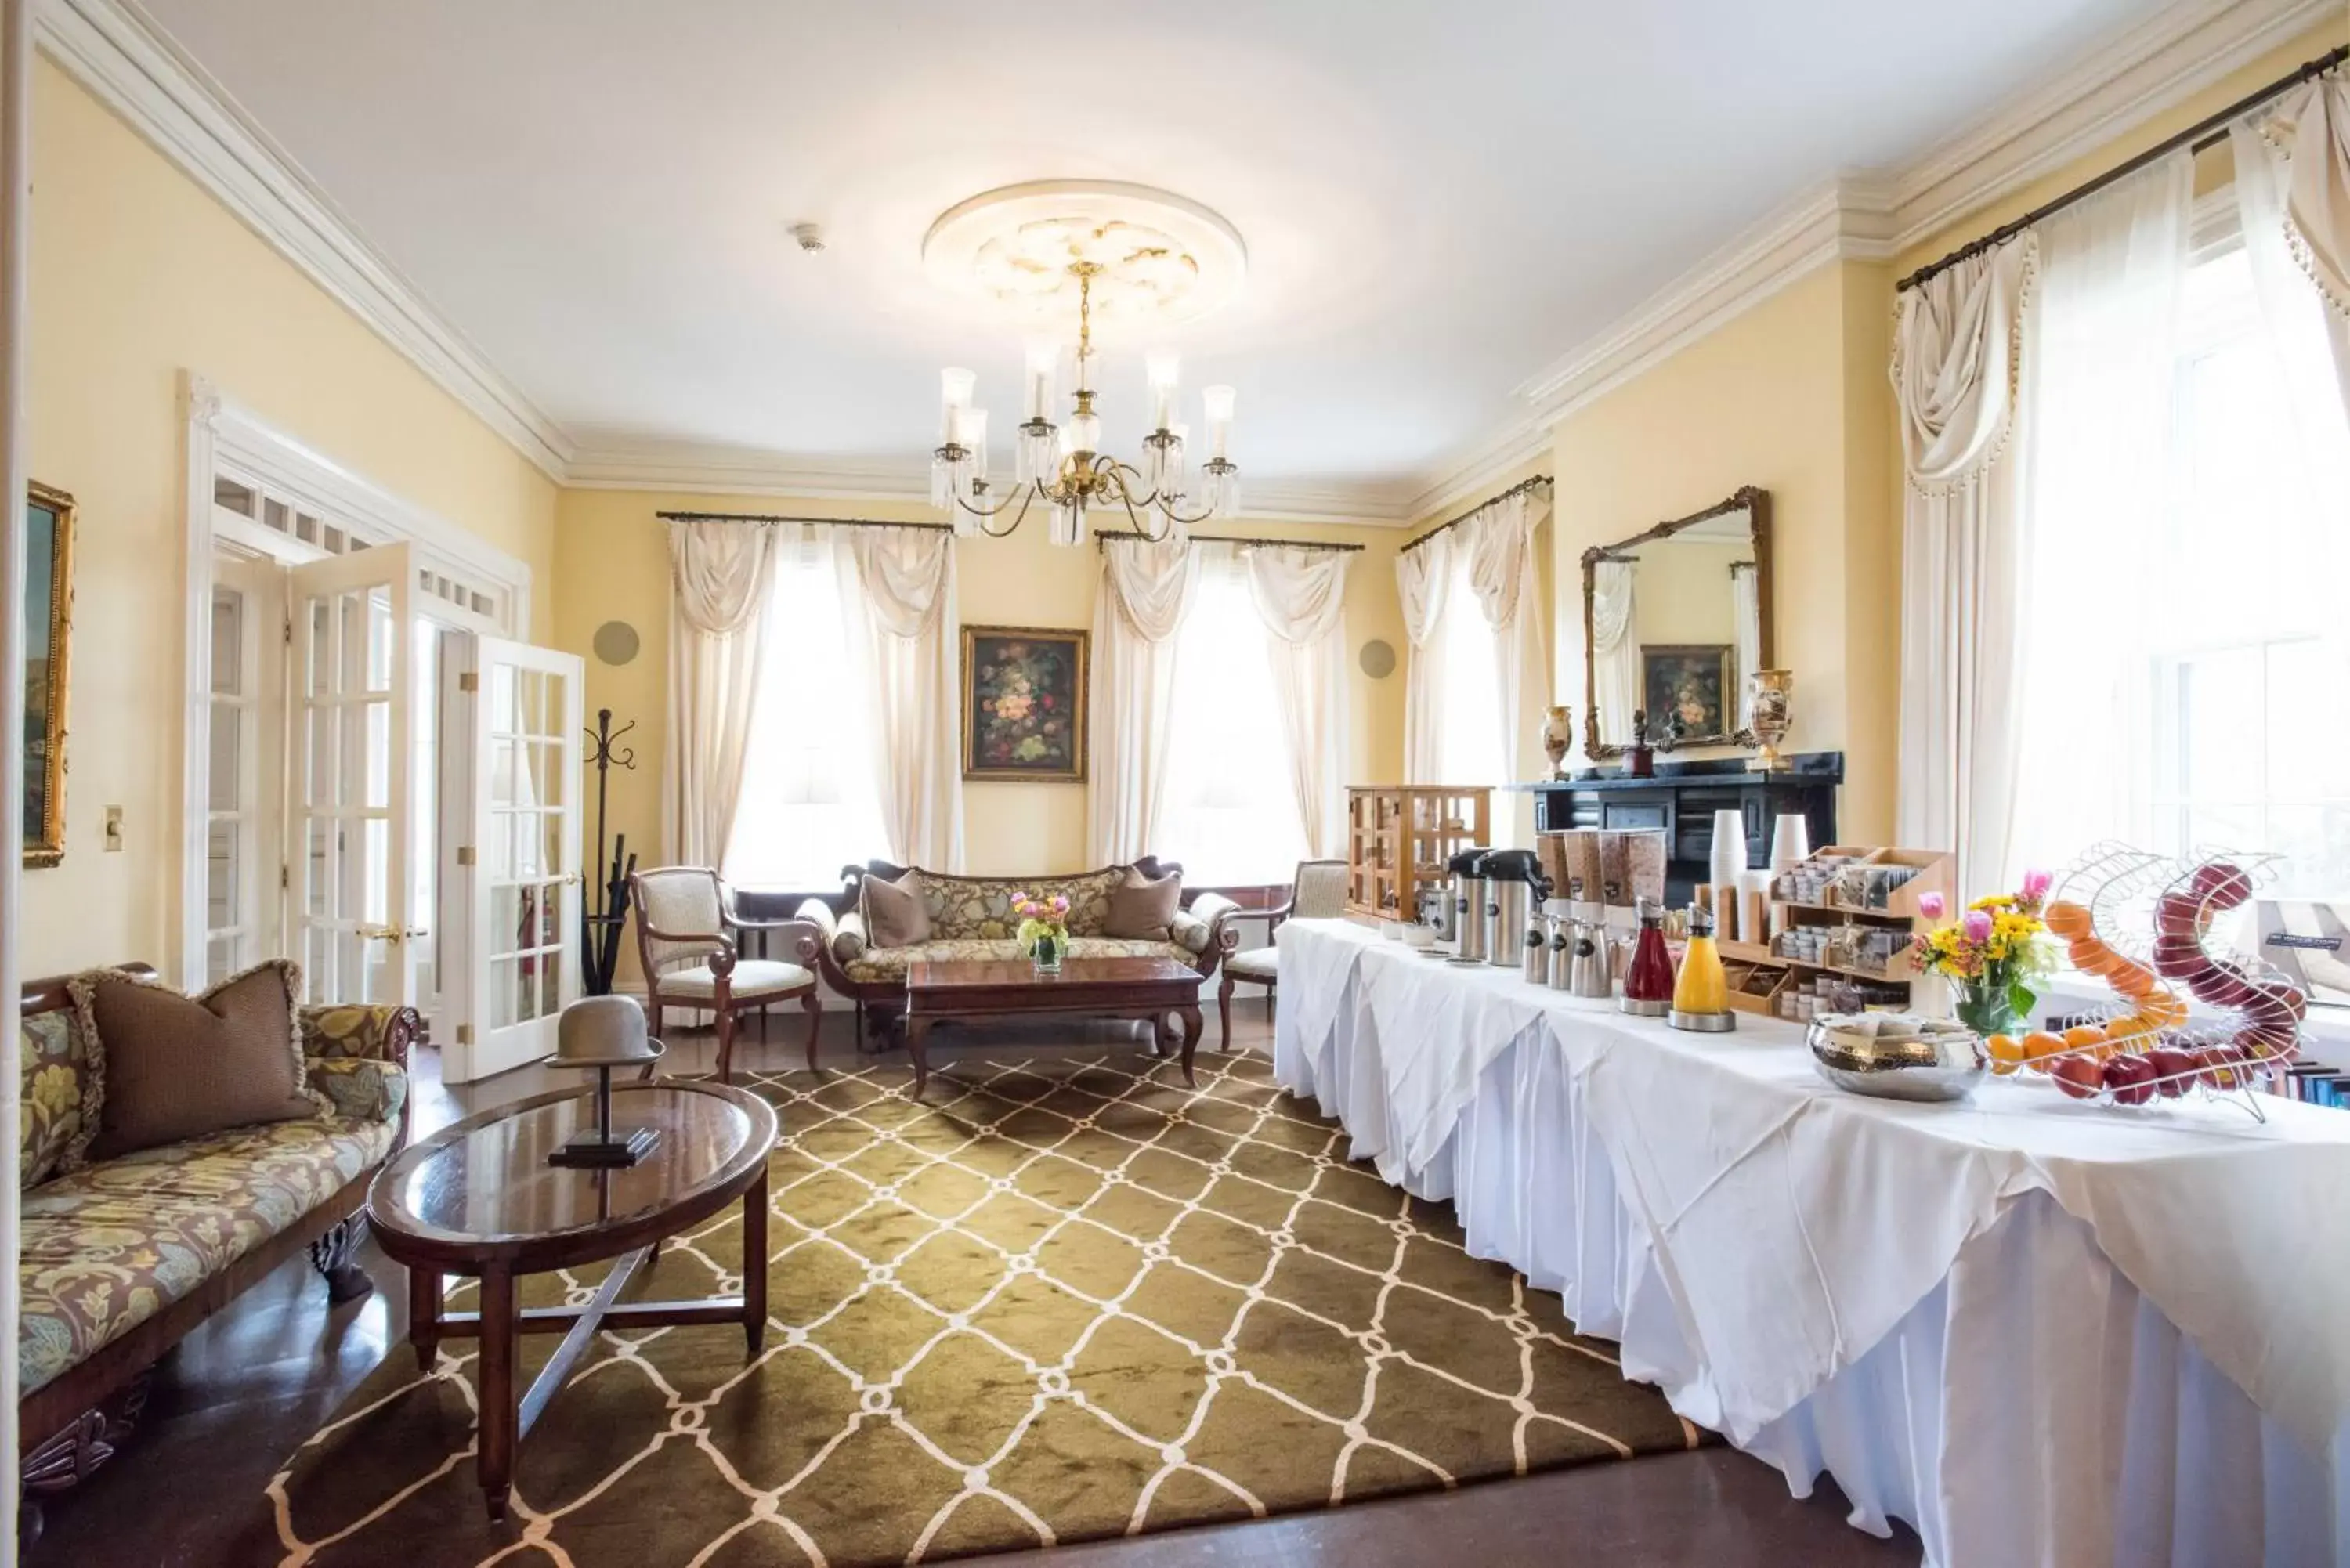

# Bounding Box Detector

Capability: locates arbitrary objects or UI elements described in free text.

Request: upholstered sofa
[800,858,1239,1039]
[15,963,416,1515]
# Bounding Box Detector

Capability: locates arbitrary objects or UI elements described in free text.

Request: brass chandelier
[928,209,1242,546]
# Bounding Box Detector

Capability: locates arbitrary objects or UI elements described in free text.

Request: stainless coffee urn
[1567,918,1613,999]
[1415,883,1458,947]
[1546,914,1574,989]
[1448,849,1490,964]
[1479,849,1544,970]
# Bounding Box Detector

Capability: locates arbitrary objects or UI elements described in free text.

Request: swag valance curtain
[663,518,964,874]
[1087,537,1354,865]
[1397,483,1550,789]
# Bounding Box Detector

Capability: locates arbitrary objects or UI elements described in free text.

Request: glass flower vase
[1032,933,1066,977]
[1952,977,2020,1039]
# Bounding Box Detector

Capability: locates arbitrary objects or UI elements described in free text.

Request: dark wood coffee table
[365,1081,778,1519]
[903,956,1206,1097]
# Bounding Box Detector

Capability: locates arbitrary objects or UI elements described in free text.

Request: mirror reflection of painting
[960,625,1088,782]
[1640,644,1730,748]
[24,482,73,868]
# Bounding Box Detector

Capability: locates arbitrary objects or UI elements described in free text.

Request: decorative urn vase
[1747,670,1793,771]
[1538,705,1575,779]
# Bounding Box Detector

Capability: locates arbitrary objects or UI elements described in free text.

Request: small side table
[366,1081,778,1519]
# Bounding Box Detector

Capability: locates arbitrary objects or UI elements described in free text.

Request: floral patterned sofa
[15,963,416,1512]
[800,858,1239,1039]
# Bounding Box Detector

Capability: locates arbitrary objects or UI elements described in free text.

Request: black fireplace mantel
[1513,751,1842,904]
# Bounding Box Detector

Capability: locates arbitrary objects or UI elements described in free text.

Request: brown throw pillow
[70,960,315,1163]
[1104,868,1183,941]
[862,872,931,949]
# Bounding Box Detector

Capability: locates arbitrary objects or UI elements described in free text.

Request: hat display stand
[548,995,667,1169]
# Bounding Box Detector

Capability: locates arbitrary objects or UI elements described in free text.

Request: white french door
[286,544,416,1006]
[454,637,585,1081]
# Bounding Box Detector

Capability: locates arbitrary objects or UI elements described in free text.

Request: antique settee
[14,963,416,1516]
[799,858,1239,1039]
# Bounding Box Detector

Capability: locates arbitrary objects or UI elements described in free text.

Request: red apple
[2155,893,2207,938]
[2053,1055,2104,1100]
[2193,861,2254,910]
[2191,963,2255,1008]
[2102,1055,2157,1106]
[2196,1046,2251,1090]
[2152,933,2211,979]
[2146,1046,2197,1099]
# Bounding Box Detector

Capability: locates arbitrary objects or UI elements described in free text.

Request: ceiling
[136,0,2175,507]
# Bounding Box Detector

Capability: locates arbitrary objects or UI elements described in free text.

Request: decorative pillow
[862,872,932,949]
[69,959,315,1165]
[1103,867,1183,941]
[19,1009,92,1190]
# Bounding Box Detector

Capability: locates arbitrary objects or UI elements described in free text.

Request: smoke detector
[789,222,826,254]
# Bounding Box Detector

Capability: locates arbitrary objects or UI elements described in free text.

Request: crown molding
[1511,175,1896,430]
[1391,417,1553,526]
[1885,0,2339,251]
[566,443,1422,526]
[38,0,575,481]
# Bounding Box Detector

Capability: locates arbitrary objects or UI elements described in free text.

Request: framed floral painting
[962,625,1087,782]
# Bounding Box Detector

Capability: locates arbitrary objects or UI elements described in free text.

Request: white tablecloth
[1274,919,2350,1566]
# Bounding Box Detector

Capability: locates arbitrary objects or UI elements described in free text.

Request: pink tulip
[2020,868,2052,905]
[1961,909,1994,945]
[1917,891,1947,921]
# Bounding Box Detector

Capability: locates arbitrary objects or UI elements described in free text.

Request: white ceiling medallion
[924,181,1248,545]
[920,179,1249,330]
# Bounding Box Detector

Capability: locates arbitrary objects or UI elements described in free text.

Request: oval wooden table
[366,1081,779,1519]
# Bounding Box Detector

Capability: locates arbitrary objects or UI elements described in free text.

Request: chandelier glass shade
[924,186,1244,544]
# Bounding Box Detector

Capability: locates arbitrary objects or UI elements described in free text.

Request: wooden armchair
[631,865,824,1081]
[1218,858,1350,1044]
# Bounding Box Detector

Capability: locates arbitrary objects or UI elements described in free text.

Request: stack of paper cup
[1770,813,1811,870]
[1739,869,1774,946]
[1708,810,1747,941]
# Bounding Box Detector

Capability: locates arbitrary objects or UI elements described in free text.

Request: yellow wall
[551,490,1409,914]
[24,60,560,977]
[1536,262,1900,840]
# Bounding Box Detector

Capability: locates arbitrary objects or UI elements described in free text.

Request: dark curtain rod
[1399,474,1553,555]
[1898,44,2348,294]
[1093,530,1364,553]
[656,509,952,532]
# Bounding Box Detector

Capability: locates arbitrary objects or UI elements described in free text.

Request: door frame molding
[178,371,533,988]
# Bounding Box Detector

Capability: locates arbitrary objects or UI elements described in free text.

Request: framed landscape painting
[24,482,74,868]
[962,625,1087,782]
[1640,642,1731,746]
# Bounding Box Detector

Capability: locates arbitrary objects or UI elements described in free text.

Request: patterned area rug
[259,1050,1699,1566]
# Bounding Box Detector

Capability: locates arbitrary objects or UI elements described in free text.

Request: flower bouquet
[1014,893,1071,976]
[1909,870,2059,1038]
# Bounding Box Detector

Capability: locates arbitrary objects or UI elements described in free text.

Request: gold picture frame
[961,624,1088,782]
[25,482,74,868]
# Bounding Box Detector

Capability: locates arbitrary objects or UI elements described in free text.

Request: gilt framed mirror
[1580,486,1770,760]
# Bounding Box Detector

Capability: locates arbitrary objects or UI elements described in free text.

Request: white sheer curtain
[1157,547,1313,883]
[725,529,890,884]
[1086,535,1198,864]
[1730,563,1762,731]
[2254,76,2350,412]
[835,526,964,869]
[1246,545,1351,856]
[2007,157,2192,878]
[663,518,776,867]
[1892,235,2037,897]
[1396,533,1451,783]
[1458,488,1550,805]
[1589,558,1639,746]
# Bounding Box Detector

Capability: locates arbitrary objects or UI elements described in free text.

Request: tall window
[725,540,890,885]
[2015,213,2350,896]
[1435,555,1505,787]
[1156,551,1310,885]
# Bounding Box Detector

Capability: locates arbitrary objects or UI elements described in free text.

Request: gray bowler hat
[554,994,667,1068]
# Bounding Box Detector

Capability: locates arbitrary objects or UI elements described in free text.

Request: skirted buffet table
[1273,919,2350,1566]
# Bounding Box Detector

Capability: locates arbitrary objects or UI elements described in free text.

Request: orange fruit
[2076,941,2127,977]
[2102,1017,2151,1053]
[2022,1030,2066,1072]
[1986,1032,2024,1077]
[2063,1023,2108,1051]
[2138,992,2189,1029]
[2044,900,2093,940]
[2111,963,2157,999]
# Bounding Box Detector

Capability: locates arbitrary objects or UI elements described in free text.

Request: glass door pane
[285,544,414,1006]
[453,636,584,1083]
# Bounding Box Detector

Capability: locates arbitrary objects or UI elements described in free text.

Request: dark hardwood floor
[25,1004,1917,1568]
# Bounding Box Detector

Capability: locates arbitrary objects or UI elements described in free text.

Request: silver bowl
[1806,1015,1987,1103]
